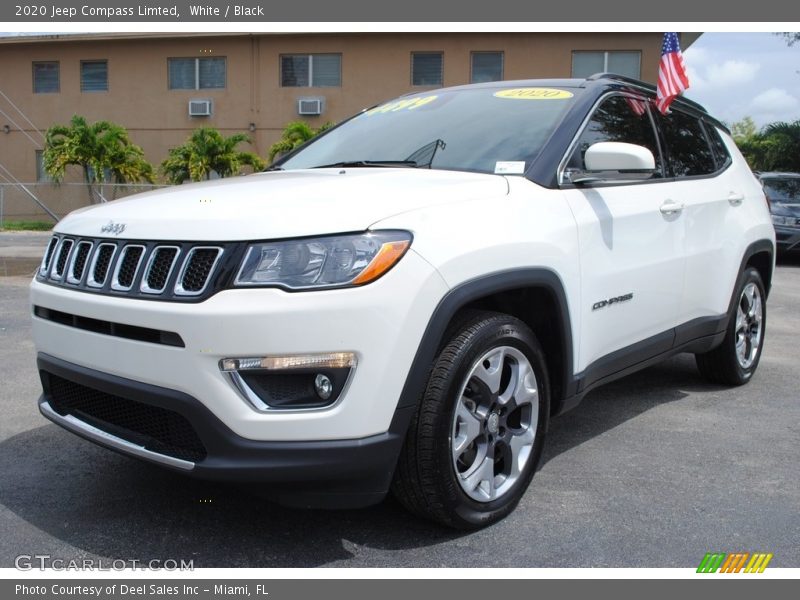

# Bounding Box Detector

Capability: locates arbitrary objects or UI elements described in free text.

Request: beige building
[0,32,700,221]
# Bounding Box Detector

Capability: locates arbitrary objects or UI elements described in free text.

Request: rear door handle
[728,192,745,206]
[660,200,684,216]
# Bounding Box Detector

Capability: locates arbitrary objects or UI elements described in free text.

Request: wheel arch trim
[396,268,575,414]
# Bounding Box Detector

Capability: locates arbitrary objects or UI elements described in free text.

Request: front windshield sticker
[494,88,574,100]
[495,161,526,174]
[366,95,438,115]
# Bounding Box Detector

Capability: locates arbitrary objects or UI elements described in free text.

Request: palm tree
[268,120,334,162]
[43,115,155,204]
[160,128,265,184]
[759,121,800,172]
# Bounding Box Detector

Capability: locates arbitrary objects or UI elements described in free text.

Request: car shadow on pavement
[0,355,723,568]
[776,252,800,268]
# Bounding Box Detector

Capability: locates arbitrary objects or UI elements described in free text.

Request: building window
[35,150,52,182]
[412,52,443,86]
[32,62,59,94]
[81,60,108,92]
[571,51,641,79]
[471,52,503,83]
[168,57,226,90]
[280,54,341,87]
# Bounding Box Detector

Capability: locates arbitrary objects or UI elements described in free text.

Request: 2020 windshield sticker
[494,88,574,100]
[366,95,438,115]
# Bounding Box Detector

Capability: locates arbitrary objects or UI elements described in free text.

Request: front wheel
[391,311,550,530]
[695,267,766,385]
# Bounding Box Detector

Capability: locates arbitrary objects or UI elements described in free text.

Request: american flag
[656,32,690,114]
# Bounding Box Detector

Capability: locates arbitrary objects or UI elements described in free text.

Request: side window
[657,110,716,177]
[566,95,663,178]
[704,123,732,171]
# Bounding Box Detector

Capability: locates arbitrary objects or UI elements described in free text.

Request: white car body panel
[562,178,684,371]
[31,249,448,441]
[55,169,508,242]
[678,132,775,320]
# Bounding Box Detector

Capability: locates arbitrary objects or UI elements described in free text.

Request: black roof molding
[585,72,730,134]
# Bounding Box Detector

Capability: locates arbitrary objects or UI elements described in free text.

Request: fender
[395,268,574,415]
[731,239,775,302]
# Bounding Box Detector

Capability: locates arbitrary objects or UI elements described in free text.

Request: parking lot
[0,235,798,568]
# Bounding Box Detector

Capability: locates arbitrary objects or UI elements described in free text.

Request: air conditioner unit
[297,98,322,116]
[188,99,213,117]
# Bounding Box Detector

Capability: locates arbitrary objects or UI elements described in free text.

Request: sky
[683,32,800,128]
[1,30,798,129]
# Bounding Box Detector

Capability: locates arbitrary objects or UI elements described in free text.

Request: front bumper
[38,354,413,507]
[30,249,448,442]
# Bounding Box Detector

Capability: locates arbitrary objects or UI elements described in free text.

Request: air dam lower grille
[38,235,232,302]
[33,305,185,347]
[46,374,207,462]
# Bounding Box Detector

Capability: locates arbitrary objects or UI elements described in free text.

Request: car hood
[55,169,509,241]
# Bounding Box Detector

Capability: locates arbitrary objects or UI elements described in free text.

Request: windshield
[278,86,577,175]
[763,178,800,204]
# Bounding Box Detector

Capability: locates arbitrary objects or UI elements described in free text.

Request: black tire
[391,311,550,530]
[695,267,767,385]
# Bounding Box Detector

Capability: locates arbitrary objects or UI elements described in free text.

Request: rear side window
[704,123,732,170]
[566,95,663,178]
[657,110,717,177]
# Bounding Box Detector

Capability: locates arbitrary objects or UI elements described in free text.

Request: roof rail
[586,72,708,114]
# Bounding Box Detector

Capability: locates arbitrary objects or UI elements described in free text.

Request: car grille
[39,235,233,302]
[46,374,207,462]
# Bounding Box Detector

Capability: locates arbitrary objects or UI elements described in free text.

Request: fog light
[220,352,356,372]
[219,352,356,411]
[314,373,333,400]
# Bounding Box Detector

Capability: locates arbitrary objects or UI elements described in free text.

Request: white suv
[31,75,775,529]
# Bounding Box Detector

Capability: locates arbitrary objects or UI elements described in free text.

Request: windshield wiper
[311,160,418,169]
[405,139,446,169]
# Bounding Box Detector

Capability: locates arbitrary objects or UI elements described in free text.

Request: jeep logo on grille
[100,221,127,236]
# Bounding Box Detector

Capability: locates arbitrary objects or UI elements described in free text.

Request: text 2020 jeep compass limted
[31,75,775,529]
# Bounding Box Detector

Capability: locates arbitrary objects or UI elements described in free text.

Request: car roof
[757,172,800,179]
[415,73,720,129]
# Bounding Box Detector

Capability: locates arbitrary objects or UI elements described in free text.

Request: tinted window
[412,53,443,86]
[168,58,195,89]
[471,52,503,83]
[168,58,225,90]
[704,123,731,170]
[279,87,575,175]
[281,54,341,87]
[571,51,641,79]
[658,110,716,177]
[33,62,59,93]
[762,179,800,204]
[281,55,309,86]
[197,57,225,89]
[81,60,108,92]
[567,95,662,177]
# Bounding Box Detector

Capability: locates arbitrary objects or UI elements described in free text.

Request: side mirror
[570,142,657,184]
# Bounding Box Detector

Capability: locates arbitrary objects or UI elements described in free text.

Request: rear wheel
[695,267,766,385]
[391,311,549,530]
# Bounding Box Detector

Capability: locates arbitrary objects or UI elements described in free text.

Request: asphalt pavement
[0,237,797,568]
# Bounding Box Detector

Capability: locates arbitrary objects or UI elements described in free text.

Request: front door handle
[728,192,745,207]
[660,200,684,216]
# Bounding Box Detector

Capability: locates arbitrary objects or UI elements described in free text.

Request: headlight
[234,231,412,290]
[771,214,790,225]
